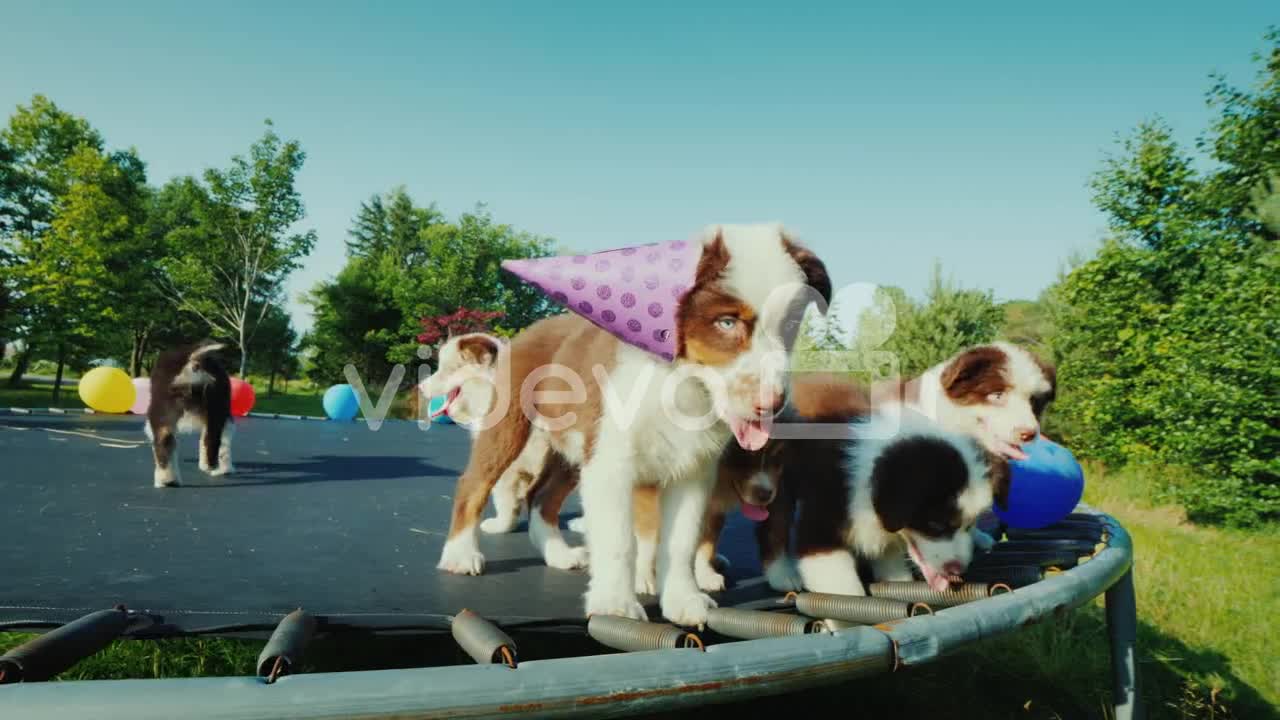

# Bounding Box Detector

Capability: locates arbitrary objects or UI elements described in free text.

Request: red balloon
[229,377,256,417]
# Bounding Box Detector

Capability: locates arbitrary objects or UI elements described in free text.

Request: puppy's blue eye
[715,317,738,331]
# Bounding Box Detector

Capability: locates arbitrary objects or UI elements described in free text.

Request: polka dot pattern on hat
[500,239,701,362]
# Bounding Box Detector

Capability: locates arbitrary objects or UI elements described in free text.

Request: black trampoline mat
[0,412,773,631]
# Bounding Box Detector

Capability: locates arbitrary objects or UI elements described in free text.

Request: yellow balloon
[78,366,136,414]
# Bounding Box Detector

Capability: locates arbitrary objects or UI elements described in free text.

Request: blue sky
[2,1,1274,333]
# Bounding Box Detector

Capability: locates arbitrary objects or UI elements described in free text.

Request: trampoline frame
[1,503,1141,720]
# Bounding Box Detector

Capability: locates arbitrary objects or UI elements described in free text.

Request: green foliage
[157,120,316,375]
[1049,32,1280,526]
[876,265,1005,377]
[793,267,1003,385]
[2,138,149,393]
[303,190,556,385]
[0,94,104,235]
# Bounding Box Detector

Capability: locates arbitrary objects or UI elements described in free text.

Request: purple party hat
[501,239,703,362]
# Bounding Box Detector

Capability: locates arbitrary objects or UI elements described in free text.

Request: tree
[302,255,403,385]
[304,192,556,386]
[0,95,106,387]
[249,303,298,395]
[346,186,443,260]
[5,145,147,399]
[158,120,316,375]
[1048,30,1280,526]
[874,264,1004,377]
[385,206,556,362]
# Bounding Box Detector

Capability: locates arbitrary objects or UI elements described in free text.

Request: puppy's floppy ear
[939,346,1004,396]
[986,451,1012,511]
[869,455,914,534]
[780,229,832,313]
[456,334,501,367]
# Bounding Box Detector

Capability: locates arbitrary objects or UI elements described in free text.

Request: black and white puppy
[145,343,235,488]
[791,409,1011,595]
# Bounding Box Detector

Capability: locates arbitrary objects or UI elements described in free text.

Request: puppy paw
[153,467,180,488]
[764,556,805,592]
[545,544,589,571]
[567,516,586,534]
[209,463,234,477]
[660,589,717,627]
[694,563,727,593]
[585,588,648,621]
[437,541,486,576]
[634,567,657,596]
[198,458,212,473]
[481,516,518,534]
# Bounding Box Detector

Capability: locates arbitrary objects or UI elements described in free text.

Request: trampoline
[0,409,1142,719]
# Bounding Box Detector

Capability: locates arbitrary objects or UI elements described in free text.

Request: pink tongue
[927,572,952,593]
[431,387,460,419]
[740,503,770,522]
[732,419,770,451]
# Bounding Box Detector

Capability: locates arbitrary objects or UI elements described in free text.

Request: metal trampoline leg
[1105,568,1142,720]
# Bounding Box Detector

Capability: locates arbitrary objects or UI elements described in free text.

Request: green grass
[0,451,1273,717]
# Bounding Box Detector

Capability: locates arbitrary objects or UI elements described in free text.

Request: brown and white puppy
[876,341,1056,461]
[438,223,830,626]
[144,343,234,488]
[417,332,557,539]
[873,341,1056,550]
[418,329,584,571]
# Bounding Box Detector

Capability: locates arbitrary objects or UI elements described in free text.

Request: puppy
[875,341,1056,461]
[438,224,830,626]
[418,332,553,537]
[874,341,1056,549]
[432,316,591,571]
[793,409,1010,595]
[144,343,234,488]
[424,333,787,594]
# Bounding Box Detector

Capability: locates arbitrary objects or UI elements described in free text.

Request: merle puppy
[145,342,235,488]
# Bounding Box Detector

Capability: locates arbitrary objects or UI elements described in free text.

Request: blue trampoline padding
[993,435,1085,529]
[426,395,455,424]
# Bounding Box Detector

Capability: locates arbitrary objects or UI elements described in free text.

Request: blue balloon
[992,435,1085,529]
[322,384,360,421]
[426,394,455,424]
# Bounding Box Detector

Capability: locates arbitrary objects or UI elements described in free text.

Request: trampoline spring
[451,609,518,668]
[788,593,932,625]
[587,616,704,653]
[867,581,1000,608]
[0,607,133,683]
[704,608,825,640]
[256,608,317,683]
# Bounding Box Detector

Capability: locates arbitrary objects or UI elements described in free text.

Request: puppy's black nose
[749,486,775,505]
